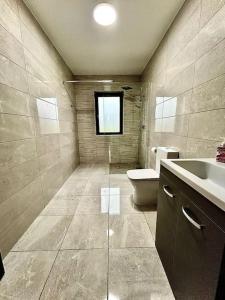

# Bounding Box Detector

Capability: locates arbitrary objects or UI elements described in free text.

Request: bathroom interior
[0,0,225,299]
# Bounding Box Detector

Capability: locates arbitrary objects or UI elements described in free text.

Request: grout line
[38,191,75,299]
[10,245,156,253]
[38,249,60,300]
[143,213,156,243]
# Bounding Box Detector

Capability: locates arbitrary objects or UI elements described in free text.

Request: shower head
[121,86,132,91]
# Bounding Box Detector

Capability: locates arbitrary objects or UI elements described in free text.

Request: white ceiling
[24,0,185,75]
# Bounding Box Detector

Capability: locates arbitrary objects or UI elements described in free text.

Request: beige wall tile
[0,179,45,256]
[166,0,201,61]
[165,63,195,97]
[188,109,225,140]
[196,4,225,58]
[0,83,31,115]
[0,158,40,203]
[0,24,25,68]
[194,38,225,87]
[185,138,218,158]
[0,0,21,41]
[0,114,35,142]
[0,138,36,171]
[0,0,79,257]
[141,0,225,166]
[200,0,225,28]
[191,74,225,112]
[0,54,28,92]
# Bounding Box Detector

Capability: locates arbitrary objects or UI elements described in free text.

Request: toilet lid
[127,169,159,180]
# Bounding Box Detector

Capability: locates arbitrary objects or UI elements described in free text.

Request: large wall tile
[141,0,225,166]
[0,54,28,92]
[196,4,225,58]
[188,109,225,140]
[194,38,225,86]
[0,83,31,115]
[0,158,40,204]
[166,0,201,61]
[191,74,225,112]
[0,0,79,257]
[200,0,225,28]
[0,114,34,142]
[185,137,218,158]
[0,138,36,171]
[0,24,25,68]
[0,177,44,255]
[0,0,21,41]
[165,63,195,97]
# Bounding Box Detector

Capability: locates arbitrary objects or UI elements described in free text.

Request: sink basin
[172,160,225,189]
[161,158,225,212]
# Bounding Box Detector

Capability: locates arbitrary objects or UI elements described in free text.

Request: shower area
[73,76,142,173]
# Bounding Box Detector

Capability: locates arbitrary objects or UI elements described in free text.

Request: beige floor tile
[145,212,157,240]
[56,179,87,197]
[109,174,134,195]
[12,216,72,251]
[83,176,109,196]
[0,251,57,300]
[2,165,172,299]
[109,194,143,215]
[109,214,154,248]
[108,279,174,300]
[40,199,78,216]
[89,163,109,176]
[109,174,132,185]
[109,248,171,283]
[109,185,134,196]
[67,167,91,180]
[109,163,137,174]
[61,214,108,249]
[40,249,107,300]
[76,195,109,214]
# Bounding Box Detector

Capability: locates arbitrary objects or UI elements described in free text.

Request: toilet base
[130,180,159,206]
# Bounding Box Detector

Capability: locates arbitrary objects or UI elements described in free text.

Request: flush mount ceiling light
[93,3,117,26]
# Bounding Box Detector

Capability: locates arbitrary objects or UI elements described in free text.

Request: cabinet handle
[163,185,175,198]
[182,207,204,230]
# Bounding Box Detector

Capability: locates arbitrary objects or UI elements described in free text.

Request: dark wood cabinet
[156,166,225,300]
[155,172,179,282]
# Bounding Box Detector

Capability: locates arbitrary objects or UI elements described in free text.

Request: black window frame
[94,91,124,135]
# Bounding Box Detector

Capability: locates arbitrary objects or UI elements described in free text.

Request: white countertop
[161,158,225,212]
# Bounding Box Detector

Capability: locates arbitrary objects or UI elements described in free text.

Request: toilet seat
[127,168,159,181]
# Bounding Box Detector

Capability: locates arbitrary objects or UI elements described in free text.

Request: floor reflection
[101,188,121,215]
[108,294,120,300]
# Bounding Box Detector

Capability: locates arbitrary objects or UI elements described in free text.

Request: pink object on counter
[216,139,225,163]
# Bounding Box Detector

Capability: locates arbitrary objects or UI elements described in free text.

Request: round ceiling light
[93,3,117,26]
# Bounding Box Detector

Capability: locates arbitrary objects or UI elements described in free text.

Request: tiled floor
[0,163,174,300]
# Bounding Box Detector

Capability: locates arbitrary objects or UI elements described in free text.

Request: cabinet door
[173,192,225,300]
[155,172,179,282]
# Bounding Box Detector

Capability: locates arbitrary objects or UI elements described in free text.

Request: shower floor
[0,163,174,299]
[109,163,139,174]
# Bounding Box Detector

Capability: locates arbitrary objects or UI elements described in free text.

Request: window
[95,91,123,135]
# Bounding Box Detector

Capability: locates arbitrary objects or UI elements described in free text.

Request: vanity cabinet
[156,166,225,300]
[155,171,180,282]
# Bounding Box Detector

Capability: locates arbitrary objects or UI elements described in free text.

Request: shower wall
[0,1,79,256]
[74,76,141,164]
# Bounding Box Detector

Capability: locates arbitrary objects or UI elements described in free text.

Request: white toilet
[127,147,179,206]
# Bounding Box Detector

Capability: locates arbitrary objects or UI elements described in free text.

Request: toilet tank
[155,147,179,174]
